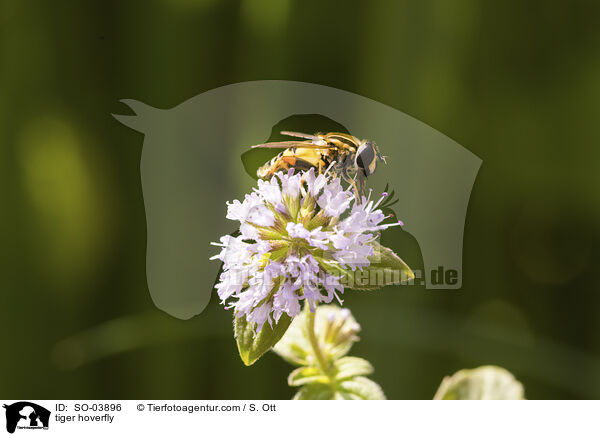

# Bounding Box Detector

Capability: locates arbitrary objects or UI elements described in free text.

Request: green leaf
[293,383,334,400]
[288,366,329,386]
[433,365,525,400]
[337,376,386,400]
[235,314,292,366]
[345,241,414,290]
[333,357,374,380]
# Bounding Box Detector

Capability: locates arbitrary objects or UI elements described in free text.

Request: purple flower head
[211,168,403,333]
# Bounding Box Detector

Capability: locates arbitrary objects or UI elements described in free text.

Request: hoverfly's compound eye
[356,141,377,176]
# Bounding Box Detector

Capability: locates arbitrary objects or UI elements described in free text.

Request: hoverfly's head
[356,140,385,177]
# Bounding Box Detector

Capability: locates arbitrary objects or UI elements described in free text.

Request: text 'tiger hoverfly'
[251,131,386,198]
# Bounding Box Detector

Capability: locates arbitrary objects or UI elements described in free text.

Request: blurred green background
[2,0,599,399]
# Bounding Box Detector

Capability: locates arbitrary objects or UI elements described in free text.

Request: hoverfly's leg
[341,168,361,201]
[354,171,367,199]
[317,159,325,175]
[349,178,361,201]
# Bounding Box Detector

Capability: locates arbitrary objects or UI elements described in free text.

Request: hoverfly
[252,131,386,198]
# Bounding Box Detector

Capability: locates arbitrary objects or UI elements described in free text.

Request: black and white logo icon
[3,402,50,434]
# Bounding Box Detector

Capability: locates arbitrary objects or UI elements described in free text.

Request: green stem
[306,305,330,376]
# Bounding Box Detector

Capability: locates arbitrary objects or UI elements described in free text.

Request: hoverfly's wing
[251,140,332,149]
[280,131,321,140]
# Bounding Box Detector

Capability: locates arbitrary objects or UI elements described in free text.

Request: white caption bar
[1,400,598,436]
